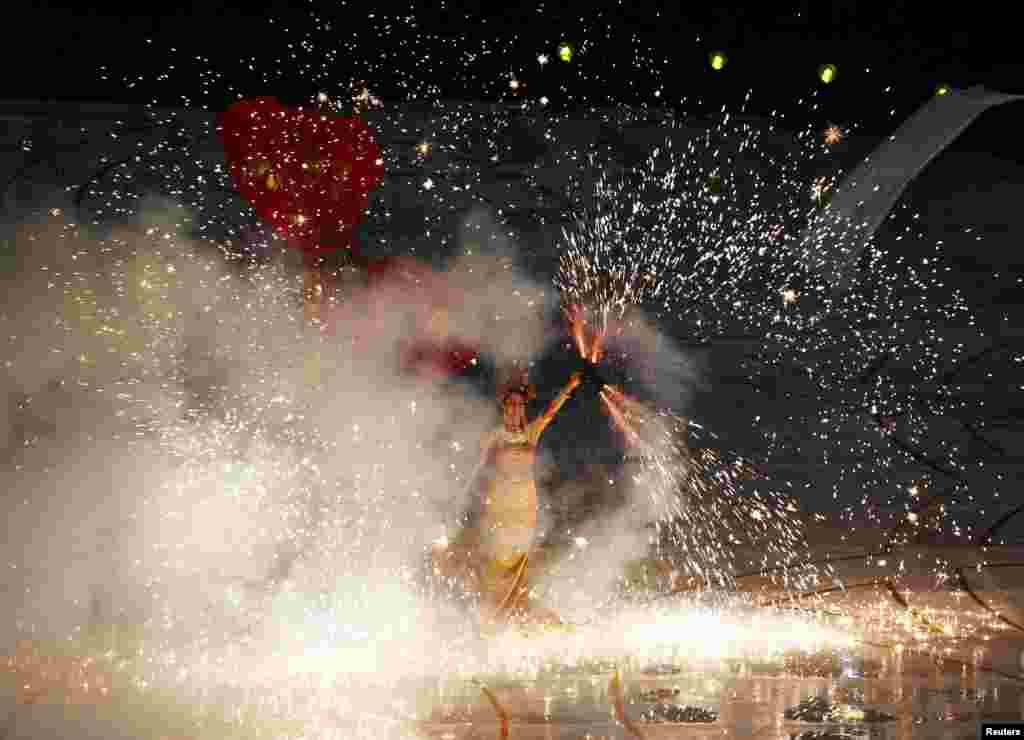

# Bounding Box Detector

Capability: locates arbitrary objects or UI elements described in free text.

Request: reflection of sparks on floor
[6,596,1022,740]
[5,642,113,705]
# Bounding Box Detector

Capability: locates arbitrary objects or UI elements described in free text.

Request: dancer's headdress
[496,362,536,406]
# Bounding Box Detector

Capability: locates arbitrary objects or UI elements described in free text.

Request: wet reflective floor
[415,656,1024,740]
[2,646,1021,739]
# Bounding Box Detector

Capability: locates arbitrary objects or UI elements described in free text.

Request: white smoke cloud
[0,201,601,674]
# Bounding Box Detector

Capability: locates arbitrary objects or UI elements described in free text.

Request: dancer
[476,365,582,625]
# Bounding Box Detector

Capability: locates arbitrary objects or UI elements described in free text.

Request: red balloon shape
[219,97,384,259]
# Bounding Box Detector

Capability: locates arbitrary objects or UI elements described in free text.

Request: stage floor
[413,668,1023,739]
[3,644,1022,739]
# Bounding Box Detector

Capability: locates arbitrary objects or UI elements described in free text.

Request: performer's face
[502,393,527,432]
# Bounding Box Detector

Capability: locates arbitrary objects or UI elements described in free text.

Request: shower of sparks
[559,296,816,591]
[744,236,996,538]
[597,385,819,591]
[553,96,1011,557]
[555,109,822,345]
[811,174,834,205]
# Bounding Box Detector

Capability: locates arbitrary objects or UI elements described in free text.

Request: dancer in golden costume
[475,365,582,625]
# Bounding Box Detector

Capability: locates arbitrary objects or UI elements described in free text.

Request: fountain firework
[552,117,834,591]
[558,320,817,592]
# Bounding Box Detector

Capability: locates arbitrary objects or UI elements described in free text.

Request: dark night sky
[7,1,1022,151]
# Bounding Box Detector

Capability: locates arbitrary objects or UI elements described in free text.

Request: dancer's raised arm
[478,428,497,467]
[531,371,582,439]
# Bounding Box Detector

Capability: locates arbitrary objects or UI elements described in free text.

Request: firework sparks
[555,119,822,346]
[552,119,832,591]
[589,380,816,591]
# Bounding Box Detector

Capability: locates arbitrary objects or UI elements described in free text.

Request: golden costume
[476,373,579,622]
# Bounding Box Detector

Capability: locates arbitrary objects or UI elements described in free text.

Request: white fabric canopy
[799,86,1024,288]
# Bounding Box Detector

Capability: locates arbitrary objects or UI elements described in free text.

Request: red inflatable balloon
[219,99,479,378]
[219,97,384,260]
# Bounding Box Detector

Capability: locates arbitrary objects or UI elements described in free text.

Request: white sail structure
[800,86,1023,288]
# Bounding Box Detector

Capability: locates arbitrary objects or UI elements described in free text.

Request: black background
[7,0,1021,149]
